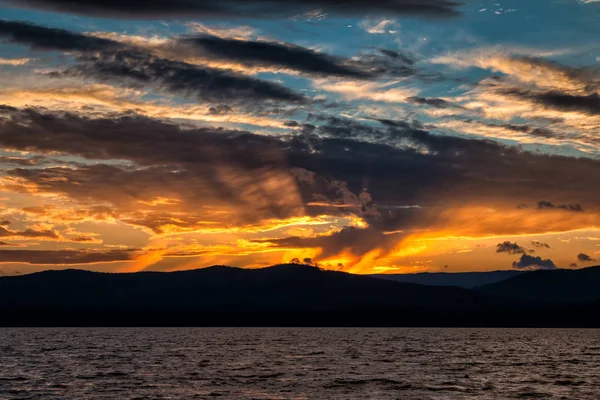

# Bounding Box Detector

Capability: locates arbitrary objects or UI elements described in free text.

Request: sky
[0,0,600,275]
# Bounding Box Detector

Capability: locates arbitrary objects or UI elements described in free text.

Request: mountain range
[1,264,599,327]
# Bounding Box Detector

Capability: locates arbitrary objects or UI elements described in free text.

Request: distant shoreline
[2,308,600,328]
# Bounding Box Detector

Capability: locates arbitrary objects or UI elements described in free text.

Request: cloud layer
[4,0,465,18]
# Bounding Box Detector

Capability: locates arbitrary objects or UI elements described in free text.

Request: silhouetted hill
[478,266,600,304]
[0,264,489,312]
[370,270,525,289]
[1,264,600,327]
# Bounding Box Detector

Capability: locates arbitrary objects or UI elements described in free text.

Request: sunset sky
[0,0,600,275]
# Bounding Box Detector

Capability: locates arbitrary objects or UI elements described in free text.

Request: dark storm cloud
[531,241,550,249]
[4,0,465,19]
[2,106,600,235]
[537,201,584,212]
[0,108,306,229]
[179,36,371,79]
[0,107,288,166]
[512,254,556,270]
[577,253,596,263]
[0,249,137,264]
[0,21,306,104]
[496,241,526,255]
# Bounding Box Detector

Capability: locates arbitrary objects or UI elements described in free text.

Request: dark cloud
[0,249,137,264]
[254,227,405,259]
[4,0,465,19]
[570,263,578,268]
[504,89,600,116]
[207,105,233,115]
[2,106,600,237]
[533,92,600,115]
[0,21,306,104]
[577,253,596,263]
[463,120,558,139]
[346,50,417,78]
[529,128,555,139]
[512,254,556,270]
[54,49,306,104]
[0,20,122,52]
[407,96,453,108]
[531,241,550,249]
[0,108,289,167]
[375,48,415,65]
[496,241,526,255]
[179,35,371,78]
[537,201,584,212]
[0,105,18,112]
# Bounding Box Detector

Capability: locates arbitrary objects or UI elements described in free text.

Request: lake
[1,328,599,399]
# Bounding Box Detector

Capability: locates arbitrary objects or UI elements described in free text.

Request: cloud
[0,249,137,265]
[434,52,600,93]
[531,241,551,249]
[87,31,417,79]
[360,18,400,34]
[577,253,596,263]
[431,51,600,152]
[2,164,305,233]
[496,241,526,255]
[0,225,59,239]
[407,96,454,108]
[315,79,417,103]
[512,254,557,270]
[177,35,371,78]
[2,106,600,254]
[0,57,30,66]
[254,226,406,260]
[54,49,306,104]
[0,155,49,166]
[0,21,306,105]
[537,201,584,212]
[501,89,600,116]
[0,20,122,52]
[4,0,465,19]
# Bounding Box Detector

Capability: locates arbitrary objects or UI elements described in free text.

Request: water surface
[1,328,599,399]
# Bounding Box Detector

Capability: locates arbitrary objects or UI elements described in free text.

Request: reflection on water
[1,328,599,399]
